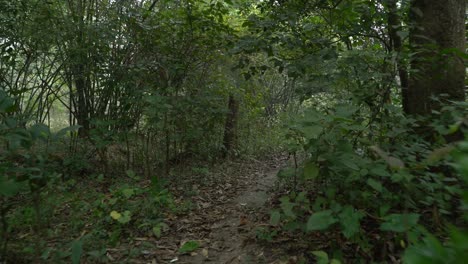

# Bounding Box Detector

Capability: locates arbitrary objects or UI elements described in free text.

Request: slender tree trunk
[386,0,410,113]
[72,0,90,137]
[407,0,466,116]
[75,65,90,137]
[222,94,239,158]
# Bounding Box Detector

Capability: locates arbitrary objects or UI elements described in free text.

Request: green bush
[270,101,467,262]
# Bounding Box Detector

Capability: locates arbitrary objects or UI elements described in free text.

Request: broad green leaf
[270,210,281,226]
[55,125,81,139]
[0,92,16,113]
[367,178,383,192]
[403,234,447,264]
[280,196,296,218]
[153,226,162,238]
[341,158,360,171]
[338,206,364,238]
[277,167,295,180]
[370,165,390,177]
[117,211,132,224]
[302,125,323,139]
[381,214,420,232]
[0,178,21,197]
[312,251,329,264]
[334,104,358,118]
[122,188,135,198]
[179,241,199,254]
[126,170,138,179]
[29,124,50,141]
[306,210,337,232]
[303,162,319,180]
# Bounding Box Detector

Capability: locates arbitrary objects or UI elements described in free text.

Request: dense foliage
[0,0,466,263]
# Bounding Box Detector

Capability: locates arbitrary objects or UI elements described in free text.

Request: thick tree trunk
[407,0,466,116]
[386,0,410,113]
[222,94,239,158]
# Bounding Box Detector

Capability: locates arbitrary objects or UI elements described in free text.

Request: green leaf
[153,226,162,238]
[341,157,360,171]
[277,167,295,180]
[338,206,363,238]
[370,165,390,177]
[270,210,281,226]
[0,92,16,113]
[367,178,383,192]
[55,125,81,139]
[0,178,21,197]
[280,196,296,218]
[306,210,337,232]
[29,124,50,141]
[302,125,323,139]
[403,234,447,264]
[179,241,199,254]
[110,211,121,220]
[380,214,419,232]
[312,251,329,264]
[152,223,169,238]
[71,239,83,264]
[118,211,132,224]
[122,188,135,198]
[110,210,132,224]
[303,162,319,180]
[126,170,139,179]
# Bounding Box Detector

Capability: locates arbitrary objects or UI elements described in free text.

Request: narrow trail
[178,167,278,264]
[151,156,286,264]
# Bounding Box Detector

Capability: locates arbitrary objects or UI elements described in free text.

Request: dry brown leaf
[239,215,248,226]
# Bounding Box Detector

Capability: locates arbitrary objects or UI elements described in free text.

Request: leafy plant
[403,141,468,263]
[271,101,467,261]
[179,240,200,254]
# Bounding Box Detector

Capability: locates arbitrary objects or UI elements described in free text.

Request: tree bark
[71,0,90,137]
[222,94,239,158]
[407,0,466,116]
[75,64,90,137]
[386,0,410,113]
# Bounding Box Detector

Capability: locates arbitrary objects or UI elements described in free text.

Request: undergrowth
[264,101,468,263]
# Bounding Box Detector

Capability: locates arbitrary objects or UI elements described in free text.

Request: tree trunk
[222,94,239,158]
[75,64,90,137]
[407,0,466,116]
[386,0,410,113]
[72,0,90,138]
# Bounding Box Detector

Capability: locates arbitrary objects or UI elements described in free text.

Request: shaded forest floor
[6,154,301,264]
[147,155,288,264]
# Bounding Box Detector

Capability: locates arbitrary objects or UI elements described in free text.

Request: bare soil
[144,156,287,264]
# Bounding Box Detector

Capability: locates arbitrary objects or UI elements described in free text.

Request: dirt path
[177,168,278,264]
[151,157,285,264]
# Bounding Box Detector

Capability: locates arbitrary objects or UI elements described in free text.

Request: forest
[0,0,467,263]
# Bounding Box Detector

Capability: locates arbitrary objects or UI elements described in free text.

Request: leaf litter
[146,154,288,264]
